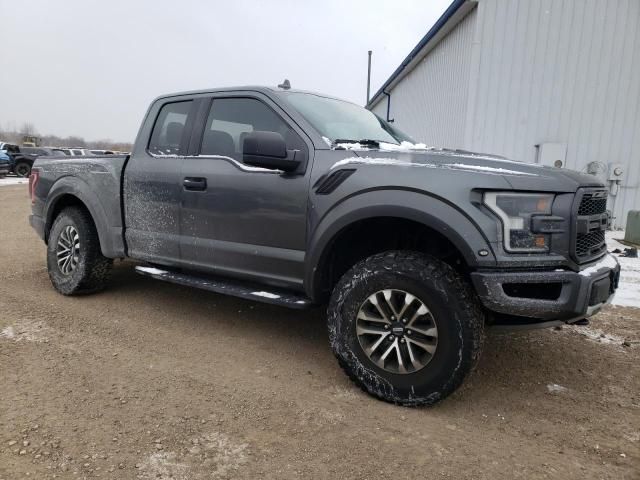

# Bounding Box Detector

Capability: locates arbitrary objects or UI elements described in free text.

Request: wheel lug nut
[388,335,394,340]
[384,324,389,329]
[402,319,407,324]
[400,338,406,343]
[407,330,412,335]
[391,316,395,321]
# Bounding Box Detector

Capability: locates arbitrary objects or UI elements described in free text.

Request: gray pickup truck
[29,85,620,406]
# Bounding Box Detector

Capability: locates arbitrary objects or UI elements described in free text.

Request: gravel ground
[0,184,639,479]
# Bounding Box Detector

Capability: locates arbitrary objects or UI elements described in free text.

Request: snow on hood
[333,140,430,151]
[329,156,537,176]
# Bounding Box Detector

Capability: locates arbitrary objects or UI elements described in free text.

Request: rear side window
[148,100,193,156]
[200,97,305,161]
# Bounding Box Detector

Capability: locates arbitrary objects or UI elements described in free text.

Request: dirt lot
[0,184,639,480]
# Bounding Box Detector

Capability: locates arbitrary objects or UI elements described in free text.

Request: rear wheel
[47,207,113,295]
[327,251,484,406]
[14,161,31,177]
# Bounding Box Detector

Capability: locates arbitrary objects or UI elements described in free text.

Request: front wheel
[47,207,113,295]
[14,161,31,177]
[328,251,484,406]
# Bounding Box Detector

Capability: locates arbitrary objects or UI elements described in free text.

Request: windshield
[282,92,415,146]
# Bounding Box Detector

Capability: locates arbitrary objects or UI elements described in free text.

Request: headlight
[484,192,554,253]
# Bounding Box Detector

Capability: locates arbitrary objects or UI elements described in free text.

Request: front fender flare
[305,189,496,299]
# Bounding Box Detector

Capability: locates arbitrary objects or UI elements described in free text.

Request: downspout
[384,90,394,123]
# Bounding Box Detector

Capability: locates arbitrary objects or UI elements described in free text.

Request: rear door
[123,98,197,266]
[180,93,312,289]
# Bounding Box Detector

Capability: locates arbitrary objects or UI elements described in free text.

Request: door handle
[183,177,207,191]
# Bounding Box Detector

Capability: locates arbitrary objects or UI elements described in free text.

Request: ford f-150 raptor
[29,85,620,406]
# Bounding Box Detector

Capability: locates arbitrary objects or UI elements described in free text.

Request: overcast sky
[1,0,451,143]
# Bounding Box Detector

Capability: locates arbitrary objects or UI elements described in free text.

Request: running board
[134,265,313,309]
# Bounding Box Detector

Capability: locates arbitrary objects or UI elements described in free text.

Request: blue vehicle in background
[0,148,11,177]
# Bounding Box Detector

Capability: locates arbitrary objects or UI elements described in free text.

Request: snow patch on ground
[607,231,640,308]
[565,325,626,346]
[0,319,50,342]
[0,176,28,187]
[547,383,569,394]
[138,432,248,480]
[139,452,189,480]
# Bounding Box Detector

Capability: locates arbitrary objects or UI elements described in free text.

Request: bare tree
[20,122,38,136]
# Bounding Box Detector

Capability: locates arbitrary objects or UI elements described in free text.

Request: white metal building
[368,0,640,228]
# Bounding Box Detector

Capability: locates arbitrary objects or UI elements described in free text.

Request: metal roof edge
[366,0,476,109]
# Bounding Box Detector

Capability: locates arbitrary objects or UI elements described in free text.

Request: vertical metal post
[366,50,372,105]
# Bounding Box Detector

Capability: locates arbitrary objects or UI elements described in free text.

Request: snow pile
[607,231,640,308]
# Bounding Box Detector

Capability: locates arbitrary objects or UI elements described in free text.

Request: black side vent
[315,169,355,195]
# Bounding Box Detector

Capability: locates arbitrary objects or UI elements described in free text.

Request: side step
[134,266,313,309]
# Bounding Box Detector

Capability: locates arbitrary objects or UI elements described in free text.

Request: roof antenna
[278,79,291,90]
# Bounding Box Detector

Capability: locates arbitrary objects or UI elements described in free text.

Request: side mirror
[242,131,301,172]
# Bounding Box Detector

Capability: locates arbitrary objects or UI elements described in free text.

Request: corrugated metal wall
[376,0,640,228]
[465,0,640,227]
[371,8,477,147]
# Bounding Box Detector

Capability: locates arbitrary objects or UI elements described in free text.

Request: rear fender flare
[43,177,117,258]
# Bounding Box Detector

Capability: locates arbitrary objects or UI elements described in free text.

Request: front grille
[576,230,606,257]
[578,194,608,216]
[573,189,608,263]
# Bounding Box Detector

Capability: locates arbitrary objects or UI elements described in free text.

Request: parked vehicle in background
[22,147,68,157]
[0,150,10,177]
[5,146,67,177]
[29,86,620,406]
[0,142,37,177]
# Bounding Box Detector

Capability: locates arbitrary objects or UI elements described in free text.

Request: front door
[124,99,196,266]
[180,94,311,289]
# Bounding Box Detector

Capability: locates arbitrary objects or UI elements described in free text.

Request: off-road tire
[47,206,113,295]
[328,251,484,406]
[14,161,31,178]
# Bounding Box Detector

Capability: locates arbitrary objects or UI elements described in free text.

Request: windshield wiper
[333,138,382,148]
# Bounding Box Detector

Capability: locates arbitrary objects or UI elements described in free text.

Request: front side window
[148,100,193,155]
[200,97,304,160]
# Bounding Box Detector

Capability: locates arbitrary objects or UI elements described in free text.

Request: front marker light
[484,192,555,253]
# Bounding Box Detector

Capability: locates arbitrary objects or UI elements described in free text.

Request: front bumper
[471,253,620,322]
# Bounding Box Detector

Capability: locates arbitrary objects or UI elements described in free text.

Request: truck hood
[344,149,604,192]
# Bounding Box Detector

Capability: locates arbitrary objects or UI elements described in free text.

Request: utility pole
[366,50,372,105]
